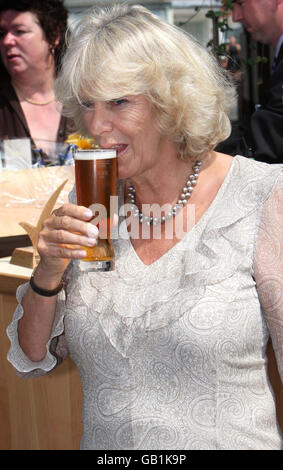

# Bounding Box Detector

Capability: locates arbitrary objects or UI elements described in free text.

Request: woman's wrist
[31,261,65,292]
[30,271,64,297]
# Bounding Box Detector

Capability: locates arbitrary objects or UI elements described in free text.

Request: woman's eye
[0,28,28,39]
[110,98,128,106]
[81,101,95,110]
[13,29,27,36]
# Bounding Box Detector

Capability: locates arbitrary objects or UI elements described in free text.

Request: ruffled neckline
[118,156,281,267]
[122,155,236,267]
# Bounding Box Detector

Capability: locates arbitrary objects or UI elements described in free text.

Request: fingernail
[87,224,98,237]
[84,209,93,219]
[86,238,96,246]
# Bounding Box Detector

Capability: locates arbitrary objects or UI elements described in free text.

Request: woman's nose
[84,104,113,137]
[232,4,243,23]
[1,31,16,46]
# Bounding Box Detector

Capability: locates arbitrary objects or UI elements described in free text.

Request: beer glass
[74,148,117,271]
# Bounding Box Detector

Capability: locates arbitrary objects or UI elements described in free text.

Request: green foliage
[244,56,268,66]
[206,9,231,33]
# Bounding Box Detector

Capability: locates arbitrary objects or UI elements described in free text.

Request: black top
[0,78,74,162]
[237,44,283,164]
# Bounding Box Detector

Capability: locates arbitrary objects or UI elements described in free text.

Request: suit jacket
[246,44,283,164]
[0,79,73,145]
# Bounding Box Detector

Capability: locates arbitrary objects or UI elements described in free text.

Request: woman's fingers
[52,203,93,220]
[38,242,87,260]
[44,204,98,238]
[38,203,118,262]
[37,203,99,260]
[43,226,98,247]
[50,204,93,229]
[44,215,98,239]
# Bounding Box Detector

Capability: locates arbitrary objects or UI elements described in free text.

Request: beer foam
[75,149,116,160]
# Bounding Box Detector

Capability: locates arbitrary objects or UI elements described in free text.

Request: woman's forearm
[18,263,64,362]
[17,203,97,362]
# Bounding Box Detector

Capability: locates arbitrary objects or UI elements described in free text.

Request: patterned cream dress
[7,156,283,449]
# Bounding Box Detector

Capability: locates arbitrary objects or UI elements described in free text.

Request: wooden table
[0,258,83,450]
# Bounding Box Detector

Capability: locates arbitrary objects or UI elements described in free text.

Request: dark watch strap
[29,273,64,297]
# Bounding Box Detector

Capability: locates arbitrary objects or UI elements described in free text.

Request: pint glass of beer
[74,148,117,271]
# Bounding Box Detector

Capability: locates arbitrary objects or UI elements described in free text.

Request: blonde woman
[7,4,282,450]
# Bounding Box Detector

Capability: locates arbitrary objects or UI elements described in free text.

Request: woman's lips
[101,144,128,157]
[7,54,20,62]
[115,144,128,157]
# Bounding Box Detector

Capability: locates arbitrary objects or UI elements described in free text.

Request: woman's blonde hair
[56,3,234,161]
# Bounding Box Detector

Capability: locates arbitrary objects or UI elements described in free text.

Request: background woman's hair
[56,3,235,161]
[0,0,68,74]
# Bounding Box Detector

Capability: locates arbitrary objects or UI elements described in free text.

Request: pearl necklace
[127,160,203,225]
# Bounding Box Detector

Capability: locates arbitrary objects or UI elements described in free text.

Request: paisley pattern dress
[7,156,283,449]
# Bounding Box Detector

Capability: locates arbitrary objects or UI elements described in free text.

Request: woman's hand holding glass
[37,203,98,275]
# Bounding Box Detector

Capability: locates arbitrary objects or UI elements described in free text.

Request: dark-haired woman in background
[0,0,73,164]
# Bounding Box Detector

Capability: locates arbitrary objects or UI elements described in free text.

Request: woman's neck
[128,153,210,209]
[11,56,56,99]
[12,74,55,97]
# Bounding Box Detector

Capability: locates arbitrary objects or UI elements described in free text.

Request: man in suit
[232,0,283,163]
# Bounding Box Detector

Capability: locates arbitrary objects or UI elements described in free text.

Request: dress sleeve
[253,171,283,382]
[6,274,69,378]
[6,189,76,378]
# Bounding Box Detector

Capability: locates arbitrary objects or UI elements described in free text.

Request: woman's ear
[49,32,60,56]
[54,33,60,47]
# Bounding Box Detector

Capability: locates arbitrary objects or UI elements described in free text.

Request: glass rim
[74,148,117,160]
